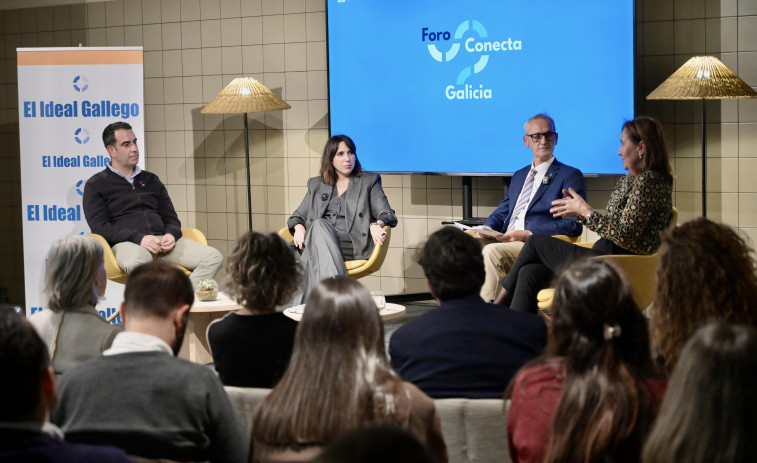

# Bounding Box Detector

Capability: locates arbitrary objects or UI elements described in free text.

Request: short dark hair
[124,261,194,318]
[0,309,50,420]
[417,227,485,301]
[102,121,133,149]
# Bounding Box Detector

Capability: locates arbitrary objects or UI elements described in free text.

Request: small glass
[370,291,386,312]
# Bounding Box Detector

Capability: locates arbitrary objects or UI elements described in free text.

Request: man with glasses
[477,113,585,302]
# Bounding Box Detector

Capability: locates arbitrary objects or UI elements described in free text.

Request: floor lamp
[201,77,291,231]
[647,56,757,217]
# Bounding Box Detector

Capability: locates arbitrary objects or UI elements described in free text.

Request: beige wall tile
[285,42,307,71]
[167,183,188,211]
[147,155,167,180]
[242,0,263,16]
[220,0,242,18]
[221,46,243,74]
[738,158,757,193]
[201,19,222,47]
[267,156,286,186]
[165,130,186,158]
[738,193,757,226]
[181,0,201,21]
[305,11,325,41]
[225,185,247,212]
[263,43,285,72]
[250,185,268,212]
[306,41,327,70]
[262,0,284,15]
[162,22,182,50]
[201,0,222,19]
[221,17,242,46]
[708,157,739,192]
[739,123,757,157]
[241,16,263,45]
[644,21,674,55]
[206,212,228,240]
[267,185,286,213]
[284,13,306,42]
[262,14,284,43]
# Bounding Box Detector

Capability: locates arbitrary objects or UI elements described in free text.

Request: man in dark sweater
[389,227,547,399]
[0,309,133,463]
[83,121,222,287]
[51,262,249,463]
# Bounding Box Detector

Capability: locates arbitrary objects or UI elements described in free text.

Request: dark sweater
[51,351,249,463]
[389,295,547,398]
[0,428,134,463]
[208,311,298,388]
[82,168,182,246]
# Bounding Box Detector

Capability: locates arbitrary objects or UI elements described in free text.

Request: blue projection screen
[327,0,634,175]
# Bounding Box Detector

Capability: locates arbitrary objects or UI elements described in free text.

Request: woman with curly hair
[207,231,301,388]
[651,217,757,373]
[643,322,757,463]
[506,259,665,463]
[251,277,447,463]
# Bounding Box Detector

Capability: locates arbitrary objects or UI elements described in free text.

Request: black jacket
[83,168,182,247]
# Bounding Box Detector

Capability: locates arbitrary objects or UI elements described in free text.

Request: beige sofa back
[223,386,512,463]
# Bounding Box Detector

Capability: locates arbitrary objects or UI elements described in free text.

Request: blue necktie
[507,168,537,232]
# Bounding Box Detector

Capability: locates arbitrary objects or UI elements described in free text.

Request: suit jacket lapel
[527,161,560,212]
[313,180,334,219]
[344,176,362,231]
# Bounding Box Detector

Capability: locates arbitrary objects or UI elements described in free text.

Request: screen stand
[442,176,509,226]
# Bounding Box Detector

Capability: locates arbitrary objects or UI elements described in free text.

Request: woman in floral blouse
[495,116,674,313]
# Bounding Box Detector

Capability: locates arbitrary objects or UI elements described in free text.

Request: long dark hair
[652,217,757,373]
[319,135,364,185]
[643,322,757,463]
[622,116,674,187]
[512,259,657,463]
[252,277,407,448]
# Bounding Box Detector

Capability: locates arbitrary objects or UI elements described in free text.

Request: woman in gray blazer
[288,135,397,301]
[28,235,121,375]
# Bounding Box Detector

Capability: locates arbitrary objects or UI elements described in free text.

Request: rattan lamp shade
[201,77,291,114]
[647,56,757,100]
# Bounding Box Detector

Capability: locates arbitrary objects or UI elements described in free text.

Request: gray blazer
[287,172,397,260]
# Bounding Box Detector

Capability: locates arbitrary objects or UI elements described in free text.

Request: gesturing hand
[550,187,593,219]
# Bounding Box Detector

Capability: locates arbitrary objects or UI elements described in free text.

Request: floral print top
[579,170,672,255]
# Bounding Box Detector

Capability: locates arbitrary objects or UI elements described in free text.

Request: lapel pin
[321,193,329,201]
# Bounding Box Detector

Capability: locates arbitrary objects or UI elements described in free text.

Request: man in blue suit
[478,114,586,301]
[389,227,547,398]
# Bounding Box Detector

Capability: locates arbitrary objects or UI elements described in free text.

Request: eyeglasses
[526,131,558,142]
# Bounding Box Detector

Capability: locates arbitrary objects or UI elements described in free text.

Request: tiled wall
[0,0,755,305]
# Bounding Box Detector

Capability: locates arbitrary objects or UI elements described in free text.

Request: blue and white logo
[76,179,84,196]
[73,75,89,92]
[74,127,90,144]
[422,20,522,100]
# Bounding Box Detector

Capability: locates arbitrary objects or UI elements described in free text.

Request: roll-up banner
[17,47,145,320]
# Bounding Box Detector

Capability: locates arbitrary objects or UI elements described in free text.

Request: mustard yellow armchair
[537,207,678,317]
[278,225,391,279]
[90,227,209,285]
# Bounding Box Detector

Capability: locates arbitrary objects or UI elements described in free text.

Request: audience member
[313,426,435,463]
[389,227,546,398]
[506,259,664,463]
[28,235,122,375]
[651,217,757,373]
[208,231,301,388]
[0,309,133,463]
[478,113,585,302]
[643,322,757,463]
[497,116,674,313]
[52,261,249,462]
[251,277,447,463]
